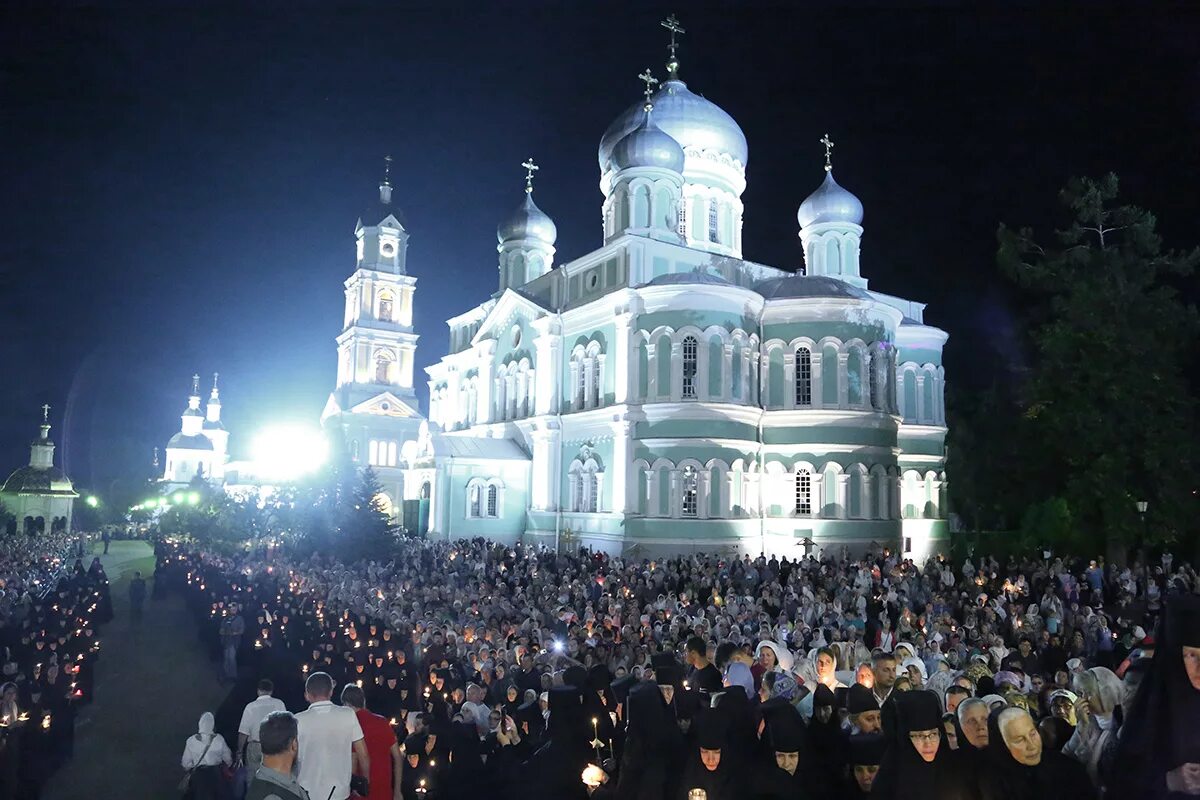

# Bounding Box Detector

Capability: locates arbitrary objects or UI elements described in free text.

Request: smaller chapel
[1,406,78,534]
[161,373,230,490]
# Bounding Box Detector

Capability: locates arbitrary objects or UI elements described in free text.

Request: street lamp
[85,496,99,508]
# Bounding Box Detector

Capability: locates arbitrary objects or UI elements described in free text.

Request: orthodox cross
[661,14,685,75]
[638,68,659,109]
[212,372,220,391]
[41,404,50,423]
[192,374,200,394]
[820,133,835,172]
[521,157,539,194]
[382,155,393,186]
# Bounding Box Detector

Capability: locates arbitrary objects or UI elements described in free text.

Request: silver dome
[611,112,685,173]
[599,79,748,172]
[644,270,732,287]
[756,274,871,300]
[797,170,864,228]
[497,192,557,246]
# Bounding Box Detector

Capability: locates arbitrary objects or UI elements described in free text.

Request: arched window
[795,470,812,515]
[468,483,482,518]
[681,466,698,517]
[708,200,719,243]
[795,347,812,406]
[586,472,598,513]
[590,356,601,408]
[386,441,397,467]
[869,350,881,410]
[486,485,498,517]
[378,291,394,322]
[374,351,394,384]
[681,336,698,399]
[677,197,688,237]
[368,440,379,466]
[577,356,587,408]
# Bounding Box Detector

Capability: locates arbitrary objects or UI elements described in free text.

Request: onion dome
[496,192,557,246]
[599,78,748,172]
[611,108,685,173]
[756,274,871,300]
[2,466,75,495]
[797,170,864,228]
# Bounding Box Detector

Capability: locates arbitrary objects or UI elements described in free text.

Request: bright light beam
[251,425,329,483]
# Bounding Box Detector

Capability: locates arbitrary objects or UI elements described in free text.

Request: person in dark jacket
[246,711,309,800]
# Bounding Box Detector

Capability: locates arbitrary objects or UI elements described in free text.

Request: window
[468,483,482,517]
[350,440,360,462]
[374,352,394,384]
[573,471,586,512]
[486,485,498,517]
[681,466,698,517]
[681,336,698,399]
[795,471,811,515]
[678,197,688,237]
[386,441,397,467]
[708,200,719,243]
[368,440,378,466]
[586,472,598,513]
[869,350,880,409]
[590,357,601,408]
[795,347,812,406]
[378,292,394,322]
[577,358,587,408]
[904,536,913,555]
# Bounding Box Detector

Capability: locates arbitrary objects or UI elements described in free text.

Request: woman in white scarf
[180,712,232,800]
[1064,666,1123,786]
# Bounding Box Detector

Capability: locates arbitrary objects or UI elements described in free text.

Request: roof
[644,271,733,287]
[167,433,214,451]
[431,436,530,461]
[756,274,871,300]
[2,466,76,496]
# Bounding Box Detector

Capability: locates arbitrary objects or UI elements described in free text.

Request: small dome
[2,466,75,495]
[611,111,685,173]
[167,433,214,451]
[599,79,748,173]
[756,274,871,300]
[797,170,864,228]
[644,270,732,287]
[497,193,557,246]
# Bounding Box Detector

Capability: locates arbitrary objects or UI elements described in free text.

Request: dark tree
[337,465,398,562]
[997,173,1199,559]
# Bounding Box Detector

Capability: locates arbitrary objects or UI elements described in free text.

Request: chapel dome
[756,274,871,300]
[167,433,214,451]
[497,193,557,246]
[599,79,748,173]
[610,112,685,173]
[797,170,864,228]
[2,466,75,495]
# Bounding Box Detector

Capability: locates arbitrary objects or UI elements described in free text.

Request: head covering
[767,673,799,701]
[767,712,806,753]
[196,711,215,740]
[754,640,794,672]
[1073,667,1122,716]
[696,710,728,750]
[893,689,942,733]
[848,683,879,714]
[723,662,754,697]
[847,732,887,766]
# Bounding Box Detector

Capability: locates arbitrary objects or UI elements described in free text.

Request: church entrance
[418,481,431,537]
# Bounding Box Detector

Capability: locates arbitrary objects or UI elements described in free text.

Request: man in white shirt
[296,672,370,800]
[236,678,287,776]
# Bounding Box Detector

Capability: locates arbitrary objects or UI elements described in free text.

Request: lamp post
[1135,500,1148,563]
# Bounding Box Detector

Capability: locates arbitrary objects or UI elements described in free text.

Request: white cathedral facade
[322,39,950,561]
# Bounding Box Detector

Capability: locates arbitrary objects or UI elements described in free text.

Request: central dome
[497,193,557,246]
[599,78,748,173]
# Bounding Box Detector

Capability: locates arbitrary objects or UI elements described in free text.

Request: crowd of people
[163,536,1200,800]
[0,531,111,799]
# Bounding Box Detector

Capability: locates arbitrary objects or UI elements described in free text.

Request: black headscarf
[1111,592,1200,799]
[870,690,977,800]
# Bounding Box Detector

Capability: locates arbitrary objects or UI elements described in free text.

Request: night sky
[2,2,1198,494]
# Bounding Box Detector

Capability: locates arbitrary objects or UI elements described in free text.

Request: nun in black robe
[806,684,846,784]
[842,733,887,799]
[979,706,1094,800]
[526,686,591,800]
[1109,592,1200,800]
[616,681,684,800]
[870,689,979,800]
[751,711,827,800]
[675,710,740,800]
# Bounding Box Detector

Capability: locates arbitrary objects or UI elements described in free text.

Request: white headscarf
[196,711,215,741]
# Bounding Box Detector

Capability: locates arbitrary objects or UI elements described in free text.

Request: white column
[915,373,927,423]
[698,470,711,520]
[836,473,850,519]
[613,312,633,404]
[532,319,560,415]
[811,352,823,409]
[644,469,656,516]
[610,420,633,513]
[596,354,608,407]
[671,342,683,400]
[669,469,681,518]
[783,352,795,409]
[837,353,849,408]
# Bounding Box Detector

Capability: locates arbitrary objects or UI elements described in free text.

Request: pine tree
[338,466,397,562]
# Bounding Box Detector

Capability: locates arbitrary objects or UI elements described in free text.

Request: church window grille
[681,467,698,517]
[795,347,812,406]
[468,484,482,518]
[590,357,601,408]
[681,336,698,399]
[577,360,587,409]
[586,472,598,513]
[378,294,394,322]
[374,353,394,384]
[486,485,498,517]
[796,471,812,516]
[708,201,719,243]
[573,471,585,513]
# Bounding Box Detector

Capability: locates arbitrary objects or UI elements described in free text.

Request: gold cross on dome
[41,404,50,423]
[521,157,539,194]
[820,133,835,172]
[638,68,659,102]
[661,14,685,53]
[192,373,200,394]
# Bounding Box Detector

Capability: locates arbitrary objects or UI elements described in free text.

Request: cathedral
[161,373,230,490]
[323,22,949,560]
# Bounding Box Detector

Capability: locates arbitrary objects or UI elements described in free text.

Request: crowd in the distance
[163,535,1200,800]
[0,531,111,800]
